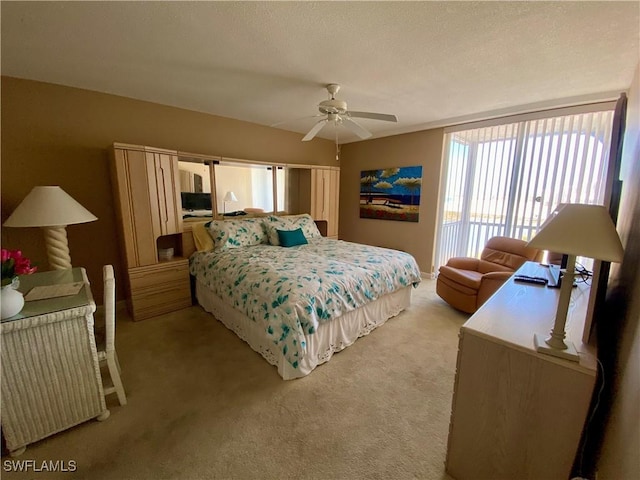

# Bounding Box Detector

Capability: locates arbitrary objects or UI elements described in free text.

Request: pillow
[263,214,322,246]
[263,217,291,246]
[277,228,308,247]
[285,214,323,239]
[192,221,214,252]
[207,218,268,250]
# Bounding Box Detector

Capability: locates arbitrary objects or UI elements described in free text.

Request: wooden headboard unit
[314,219,328,237]
[181,219,328,258]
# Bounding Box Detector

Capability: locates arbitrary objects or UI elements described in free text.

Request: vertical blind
[434,105,615,270]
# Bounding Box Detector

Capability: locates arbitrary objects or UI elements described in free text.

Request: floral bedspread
[189,238,421,369]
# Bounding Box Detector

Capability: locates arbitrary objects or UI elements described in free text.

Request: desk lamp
[4,186,98,270]
[527,203,623,361]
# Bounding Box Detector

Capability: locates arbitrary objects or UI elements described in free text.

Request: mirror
[276,166,286,213]
[214,162,274,214]
[285,167,310,215]
[178,157,296,220]
[178,161,211,193]
[178,160,213,219]
[213,163,292,216]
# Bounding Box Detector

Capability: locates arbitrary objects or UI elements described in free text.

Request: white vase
[1,279,25,320]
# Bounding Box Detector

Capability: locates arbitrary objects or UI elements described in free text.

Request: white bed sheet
[195,278,412,379]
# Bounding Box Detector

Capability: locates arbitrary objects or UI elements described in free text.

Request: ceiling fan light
[319,99,348,115]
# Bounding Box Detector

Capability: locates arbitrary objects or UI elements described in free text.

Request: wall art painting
[360,166,422,222]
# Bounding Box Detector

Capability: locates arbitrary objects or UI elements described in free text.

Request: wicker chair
[96,265,127,405]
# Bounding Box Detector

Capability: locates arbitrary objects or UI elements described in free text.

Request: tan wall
[0,77,335,301]
[596,62,640,480]
[338,128,445,274]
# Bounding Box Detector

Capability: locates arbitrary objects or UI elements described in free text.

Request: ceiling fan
[301,84,398,142]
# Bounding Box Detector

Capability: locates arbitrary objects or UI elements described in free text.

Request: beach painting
[360,166,423,222]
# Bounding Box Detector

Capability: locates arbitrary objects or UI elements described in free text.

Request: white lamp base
[534,334,580,362]
[42,226,72,270]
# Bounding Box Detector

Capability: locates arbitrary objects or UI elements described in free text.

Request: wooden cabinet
[310,168,340,238]
[445,262,597,480]
[147,150,183,237]
[111,143,190,320]
[112,145,183,267]
[128,260,191,321]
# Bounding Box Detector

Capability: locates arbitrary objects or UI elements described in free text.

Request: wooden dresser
[110,143,191,320]
[445,261,597,480]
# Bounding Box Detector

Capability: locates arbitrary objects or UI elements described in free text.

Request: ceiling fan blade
[302,118,329,141]
[343,117,373,139]
[347,111,398,123]
[270,114,322,128]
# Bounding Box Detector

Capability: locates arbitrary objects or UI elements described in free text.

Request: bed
[188,215,422,379]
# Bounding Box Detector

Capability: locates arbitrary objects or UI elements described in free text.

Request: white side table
[1,268,109,456]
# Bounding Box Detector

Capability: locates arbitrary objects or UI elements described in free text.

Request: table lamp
[527,203,624,361]
[4,186,98,270]
[223,191,238,214]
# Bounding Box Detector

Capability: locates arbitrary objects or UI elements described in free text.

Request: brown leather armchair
[436,236,541,313]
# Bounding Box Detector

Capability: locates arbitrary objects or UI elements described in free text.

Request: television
[181,192,212,211]
[547,253,569,288]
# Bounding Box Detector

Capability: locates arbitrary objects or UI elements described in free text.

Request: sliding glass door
[435,105,615,270]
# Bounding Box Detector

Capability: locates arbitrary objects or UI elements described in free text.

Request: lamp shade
[4,186,97,227]
[527,203,623,263]
[223,191,238,202]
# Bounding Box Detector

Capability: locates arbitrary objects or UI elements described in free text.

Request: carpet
[1,279,469,480]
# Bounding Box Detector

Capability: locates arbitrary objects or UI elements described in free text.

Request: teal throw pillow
[277,228,308,247]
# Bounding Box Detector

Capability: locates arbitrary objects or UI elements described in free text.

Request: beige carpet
[2,279,469,480]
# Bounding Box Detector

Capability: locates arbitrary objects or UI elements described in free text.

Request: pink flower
[1,249,37,287]
[14,256,37,275]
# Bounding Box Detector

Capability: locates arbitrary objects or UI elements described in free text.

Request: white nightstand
[1,268,109,456]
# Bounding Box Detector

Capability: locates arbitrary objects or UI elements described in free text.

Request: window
[435,104,615,270]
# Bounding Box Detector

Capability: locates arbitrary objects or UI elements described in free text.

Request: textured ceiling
[2,1,639,143]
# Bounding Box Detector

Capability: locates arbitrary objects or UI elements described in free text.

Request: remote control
[514,275,548,285]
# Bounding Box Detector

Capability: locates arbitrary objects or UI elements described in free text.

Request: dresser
[0,268,109,456]
[445,261,597,480]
